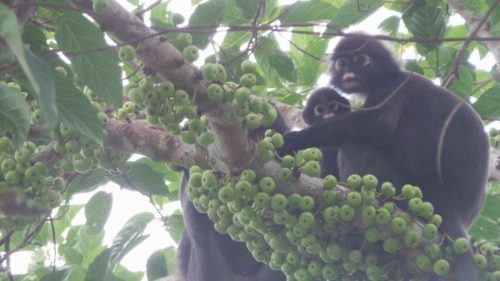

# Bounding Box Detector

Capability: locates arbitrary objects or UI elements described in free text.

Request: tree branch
[447,0,500,76]
[68,0,254,174]
[443,0,500,87]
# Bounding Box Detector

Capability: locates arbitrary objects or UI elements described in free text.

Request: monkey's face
[302,88,350,125]
[330,53,376,93]
[330,34,400,94]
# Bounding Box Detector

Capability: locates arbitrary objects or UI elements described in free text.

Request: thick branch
[105,120,210,169]
[68,0,253,174]
[447,0,500,74]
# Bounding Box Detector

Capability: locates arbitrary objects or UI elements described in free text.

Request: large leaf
[328,0,383,30]
[280,1,338,24]
[109,212,155,269]
[188,0,226,49]
[147,251,168,281]
[113,265,143,281]
[378,16,400,36]
[0,4,57,127]
[85,191,113,232]
[128,161,169,196]
[227,0,278,22]
[110,160,169,196]
[55,12,122,107]
[0,83,30,146]
[289,30,328,86]
[40,269,69,281]
[473,86,500,118]
[165,210,184,243]
[469,195,500,240]
[146,248,177,280]
[54,72,104,143]
[402,4,447,50]
[233,0,260,20]
[255,35,297,83]
[66,168,109,197]
[86,248,115,281]
[22,24,48,54]
[448,65,474,99]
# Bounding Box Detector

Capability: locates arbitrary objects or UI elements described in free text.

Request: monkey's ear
[302,110,314,125]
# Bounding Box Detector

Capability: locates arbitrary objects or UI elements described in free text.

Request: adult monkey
[177,171,286,281]
[280,34,489,281]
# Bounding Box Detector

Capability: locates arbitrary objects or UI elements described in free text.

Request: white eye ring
[354,54,370,66]
[314,105,325,116]
[335,58,348,70]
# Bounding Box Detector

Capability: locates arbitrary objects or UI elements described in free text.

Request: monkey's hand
[277,131,303,157]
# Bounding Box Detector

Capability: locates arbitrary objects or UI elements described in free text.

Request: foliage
[0,0,499,280]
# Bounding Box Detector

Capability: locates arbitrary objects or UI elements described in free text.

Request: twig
[4,236,13,281]
[49,216,57,271]
[135,0,162,18]
[149,195,169,225]
[287,38,323,61]
[443,0,500,87]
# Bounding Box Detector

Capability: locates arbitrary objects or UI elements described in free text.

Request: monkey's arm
[280,105,402,155]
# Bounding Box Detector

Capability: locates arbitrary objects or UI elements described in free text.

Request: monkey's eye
[314,105,325,116]
[327,101,338,111]
[354,54,370,66]
[335,58,348,70]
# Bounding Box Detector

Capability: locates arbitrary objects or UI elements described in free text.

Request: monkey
[177,170,286,281]
[302,86,405,187]
[280,34,489,281]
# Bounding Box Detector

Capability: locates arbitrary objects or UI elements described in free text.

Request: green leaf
[0,4,57,124]
[328,0,383,30]
[188,0,226,49]
[221,31,251,49]
[255,35,297,82]
[128,161,169,196]
[40,269,69,281]
[289,31,328,85]
[66,168,109,197]
[54,72,104,143]
[86,248,114,281]
[55,12,122,107]
[402,4,447,50]
[113,265,143,281]
[146,249,169,280]
[233,0,260,19]
[85,191,113,232]
[378,16,400,36]
[65,267,87,281]
[165,210,184,243]
[62,247,84,265]
[109,212,155,269]
[448,65,474,98]
[0,83,30,146]
[404,60,424,75]
[24,50,58,128]
[280,1,337,24]
[469,195,500,240]
[473,86,500,118]
[22,24,48,54]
